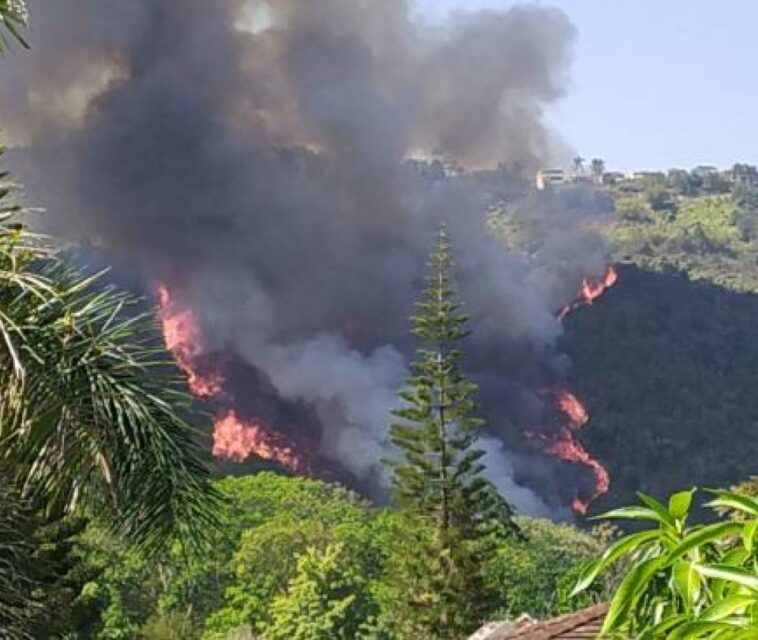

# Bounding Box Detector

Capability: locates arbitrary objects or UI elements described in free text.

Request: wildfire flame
[556,390,588,428]
[157,285,224,397]
[547,390,610,515]
[533,265,617,515]
[558,265,618,321]
[581,266,618,303]
[213,410,310,473]
[157,284,310,473]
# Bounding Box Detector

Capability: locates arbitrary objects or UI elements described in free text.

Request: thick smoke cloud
[1,0,611,514]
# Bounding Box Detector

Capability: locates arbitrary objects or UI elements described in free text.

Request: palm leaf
[0,151,221,554]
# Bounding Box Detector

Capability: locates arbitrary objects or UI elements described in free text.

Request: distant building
[730,163,758,186]
[616,179,645,194]
[601,171,625,185]
[629,170,666,182]
[535,168,565,190]
[568,175,594,185]
[692,165,718,179]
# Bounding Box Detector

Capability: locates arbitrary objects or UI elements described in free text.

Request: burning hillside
[3,0,616,514]
[531,266,617,514]
[543,389,610,515]
[158,284,312,473]
[157,265,618,515]
[558,266,619,321]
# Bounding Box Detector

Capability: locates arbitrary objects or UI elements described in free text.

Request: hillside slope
[565,193,758,511]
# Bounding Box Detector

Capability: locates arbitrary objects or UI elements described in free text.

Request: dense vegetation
[613,190,758,292]
[574,488,758,638]
[563,188,758,513]
[35,473,609,638]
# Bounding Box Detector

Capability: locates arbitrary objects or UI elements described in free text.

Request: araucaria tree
[387,225,516,637]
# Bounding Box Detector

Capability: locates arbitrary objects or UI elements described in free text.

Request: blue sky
[416,0,758,171]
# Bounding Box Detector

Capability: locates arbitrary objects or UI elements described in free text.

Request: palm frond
[0,148,221,555]
[0,476,37,640]
[0,1,29,52]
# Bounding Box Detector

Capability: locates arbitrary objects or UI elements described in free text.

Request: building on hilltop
[600,171,625,185]
[730,163,758,186]
[568,174,594,185]
[535,168,566,189]
[629,170,666,182]
[692,165,718,179]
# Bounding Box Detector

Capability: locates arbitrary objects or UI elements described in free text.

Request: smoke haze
[1,0,613,514]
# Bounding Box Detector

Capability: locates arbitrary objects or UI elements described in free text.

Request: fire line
[537,266,617,514]
[157,283,311,473]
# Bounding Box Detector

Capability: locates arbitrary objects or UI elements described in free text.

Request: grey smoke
[1,0,612,515]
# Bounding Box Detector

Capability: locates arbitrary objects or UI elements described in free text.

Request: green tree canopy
[263,543,375,640]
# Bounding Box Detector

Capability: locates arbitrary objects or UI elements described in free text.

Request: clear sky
[415,0,758,171]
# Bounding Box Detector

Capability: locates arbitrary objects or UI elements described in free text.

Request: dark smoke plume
[1,0,612,514]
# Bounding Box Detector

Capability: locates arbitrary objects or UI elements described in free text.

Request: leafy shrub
[482,516,610,619]
[574,489,758,637]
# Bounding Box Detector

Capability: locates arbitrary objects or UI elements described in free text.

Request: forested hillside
[564,190,758,511]
[57,473,609,638]
[613,191,758,291]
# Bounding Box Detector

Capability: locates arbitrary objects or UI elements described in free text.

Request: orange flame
[537,265,617,514]
[581,266,618,304]
[156,283,310,474]
[556,390,588,428]
[157,285,224,397]
[213,410,310,472]
[558,265,618,320]
[547,390,610,515]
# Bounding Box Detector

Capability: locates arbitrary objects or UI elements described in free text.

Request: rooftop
[469,603,608,640]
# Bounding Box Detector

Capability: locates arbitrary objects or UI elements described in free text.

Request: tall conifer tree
[389,225,514,535]
[386,225,517,637]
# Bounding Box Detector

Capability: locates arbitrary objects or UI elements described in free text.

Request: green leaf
[637,492,677,527]
[709,548,752,601]
[743,520,758,554]
[672,561,701,609]
[668,620,746,640]
[692,564,758,592]
[594,504,672,526]
[571,529,661,597]
[700,594,757,621]
[601,556,664,634]
[664,522,742,564]
[669,488,696,521]
[705,491,758,518]
[645,614,689,637]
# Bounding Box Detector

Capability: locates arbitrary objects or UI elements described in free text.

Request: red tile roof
[513,603,607,639]
[470,603,608,640]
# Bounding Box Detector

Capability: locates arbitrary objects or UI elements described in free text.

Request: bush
[574,489,758,637]
[482,516,610,619]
